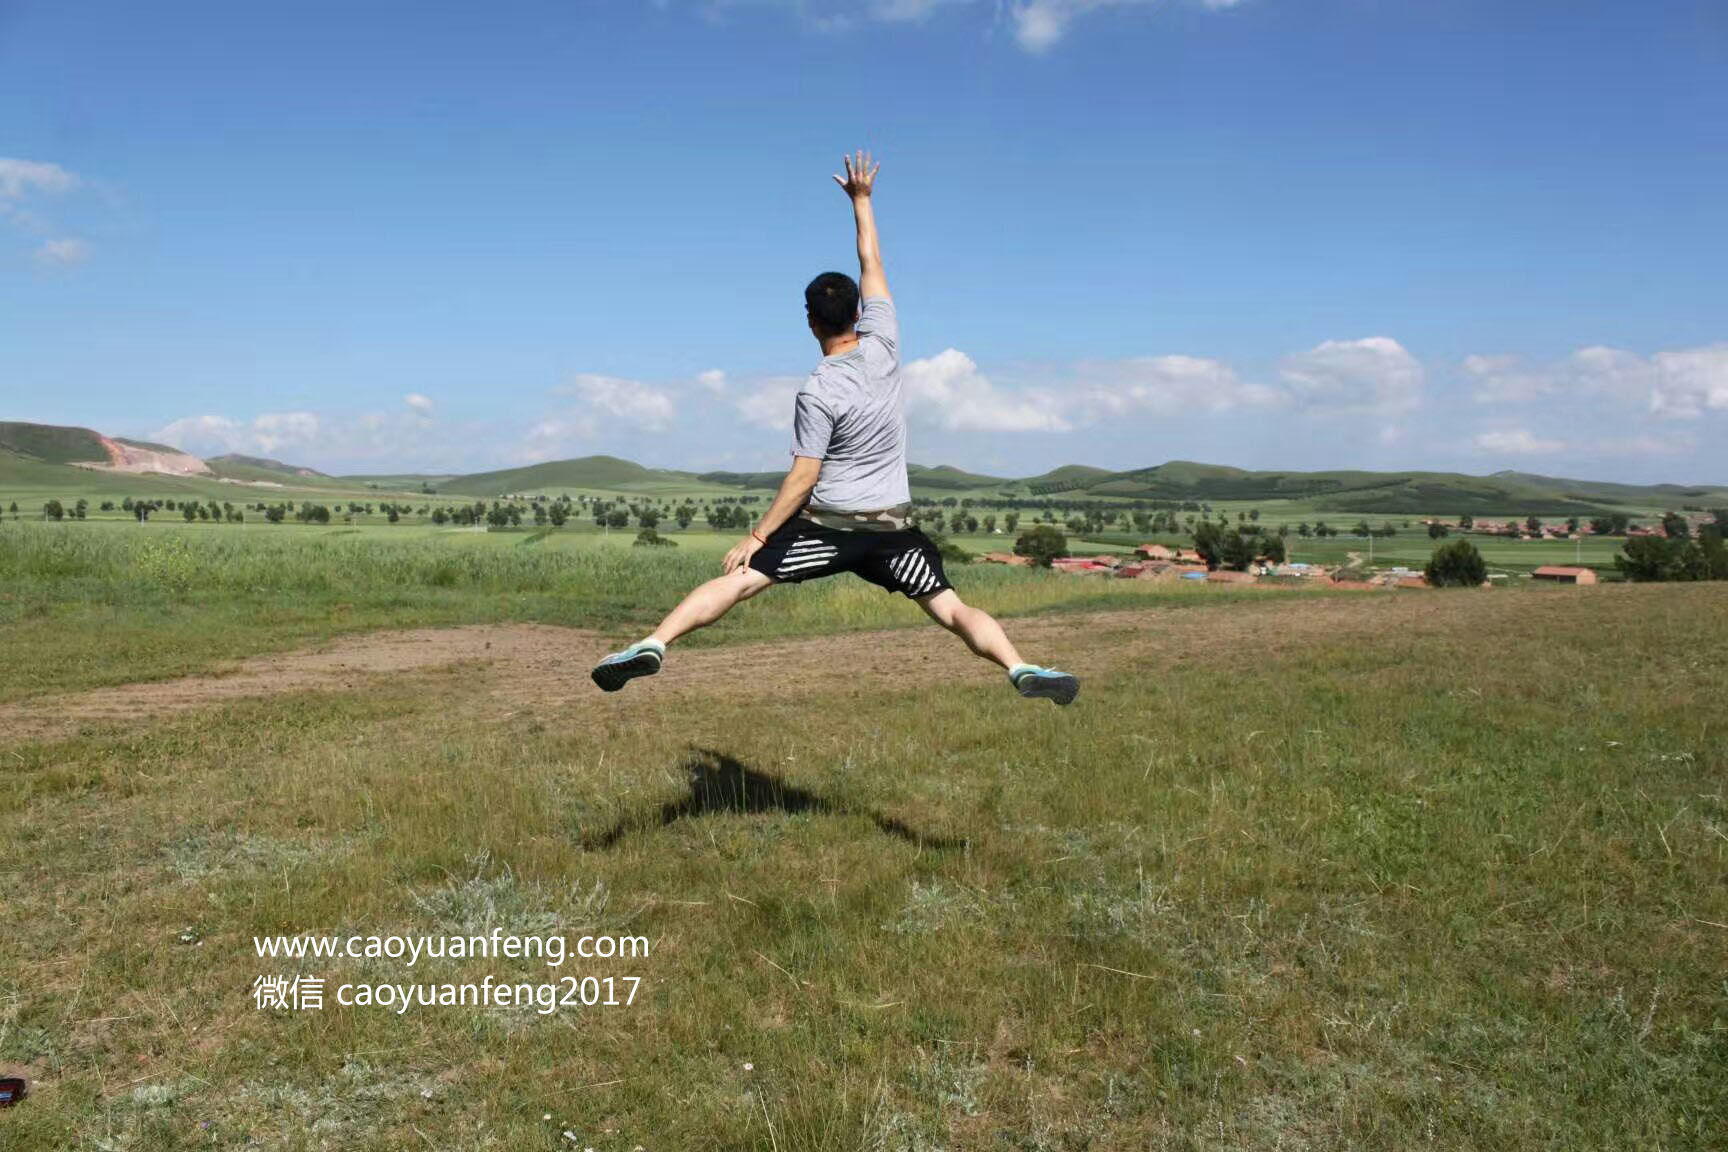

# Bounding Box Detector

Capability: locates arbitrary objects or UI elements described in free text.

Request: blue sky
[2,0,1725,481]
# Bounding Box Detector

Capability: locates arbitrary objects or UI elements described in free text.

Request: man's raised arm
[835,150,889,301]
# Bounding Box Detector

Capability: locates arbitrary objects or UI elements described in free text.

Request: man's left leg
[915,588,1080,705]
[915,588,1023,668]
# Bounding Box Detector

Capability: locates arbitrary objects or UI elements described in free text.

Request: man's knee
[724,569,775,603]
[917,588,965,628]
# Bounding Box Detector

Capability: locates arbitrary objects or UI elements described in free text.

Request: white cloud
[696,368,728,393]
[1564,345,1657,404]
[556,373,677,432]
[1463,354,1556,405]
[703,0,961,35]
[1009,0,1243,53]
[1595,432,1692,458]
[248,412,322,453]
[521,418,585,463]
[154,405,471,470]
[1473,428,1566,457]
[1650,345,1728,419]
[1465,343,1728,420]
[154,415,246,454]
[1280,337,1424,418]
[0,157,79,200]
[156,412,324,459]
[1073,353,1283,418]
[734,340,1406,441]
[404,392,434,416]
[34,237,91,266]
[735,377,805,431]
[1012,1,1071,51]
[522,374,679,460]
[868,0,956,20]
[2,158,91,267]
[905,348,1072,432]
[704,0,1237,51]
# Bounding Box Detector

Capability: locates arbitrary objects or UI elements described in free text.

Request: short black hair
[805,271,860,337]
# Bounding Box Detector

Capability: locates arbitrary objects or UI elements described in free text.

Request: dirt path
[0,594,1483,744]
[0,625,602,743]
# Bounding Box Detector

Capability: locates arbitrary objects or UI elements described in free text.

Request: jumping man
[591,152,1079,705]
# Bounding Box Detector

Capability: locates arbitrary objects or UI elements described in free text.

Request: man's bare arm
[834,150,888,301]
[722,456,822,574]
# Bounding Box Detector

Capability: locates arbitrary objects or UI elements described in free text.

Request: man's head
[805,271,859,341]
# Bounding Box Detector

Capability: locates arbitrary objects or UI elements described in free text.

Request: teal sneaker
[591,641,665,692]
[1010,665,1079,706]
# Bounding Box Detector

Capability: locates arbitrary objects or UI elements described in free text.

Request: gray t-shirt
[789,295,910,514]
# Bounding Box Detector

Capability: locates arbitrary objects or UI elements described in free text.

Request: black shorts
[749,516,952,599]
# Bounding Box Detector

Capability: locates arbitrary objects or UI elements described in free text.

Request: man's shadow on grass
[584,748,966,852]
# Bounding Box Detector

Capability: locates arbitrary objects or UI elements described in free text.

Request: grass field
[1,523,1723,1150]
[1072,528,1630,575]
[0,522,1271,703]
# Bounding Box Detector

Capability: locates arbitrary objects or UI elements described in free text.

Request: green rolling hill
[1023,464,1115,494]
[700,462,1012,494]
[0,421,110,465]
[206,454,348,488]
[695,468,785,489]
[3,419,1723,516]
[432,455,707,497]
[906,463,1010,491]
[1054,461,1728,515]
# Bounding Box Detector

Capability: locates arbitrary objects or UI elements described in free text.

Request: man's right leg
[592,568,773,692]
[649,568,774,646]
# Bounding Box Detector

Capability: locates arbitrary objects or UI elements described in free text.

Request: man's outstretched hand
[833,150,880,200]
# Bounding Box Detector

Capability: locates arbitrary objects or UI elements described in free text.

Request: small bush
[1013,525,1068,568]
[1425,539,1487,587]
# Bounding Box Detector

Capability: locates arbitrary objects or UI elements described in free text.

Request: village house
[1119,561,1187,581]
[1532,565,1598,585]
[1270,562,1329,579]
[1051,556,1113,575]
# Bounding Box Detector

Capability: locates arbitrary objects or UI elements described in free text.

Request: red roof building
[1532,565,1598,585]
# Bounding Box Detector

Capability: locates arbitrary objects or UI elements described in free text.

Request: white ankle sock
[1008,662,1034,682]
[637,638,666,654]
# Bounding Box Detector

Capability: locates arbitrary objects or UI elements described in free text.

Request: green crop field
[0,520,1723,1150]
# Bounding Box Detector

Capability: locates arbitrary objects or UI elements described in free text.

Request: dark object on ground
[0,1076,27,1107]
[586,748,965,851]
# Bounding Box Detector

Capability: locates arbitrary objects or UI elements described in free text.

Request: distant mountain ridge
[0,420,210,477]
[4,420,1725,512]
[208,453,330,479]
